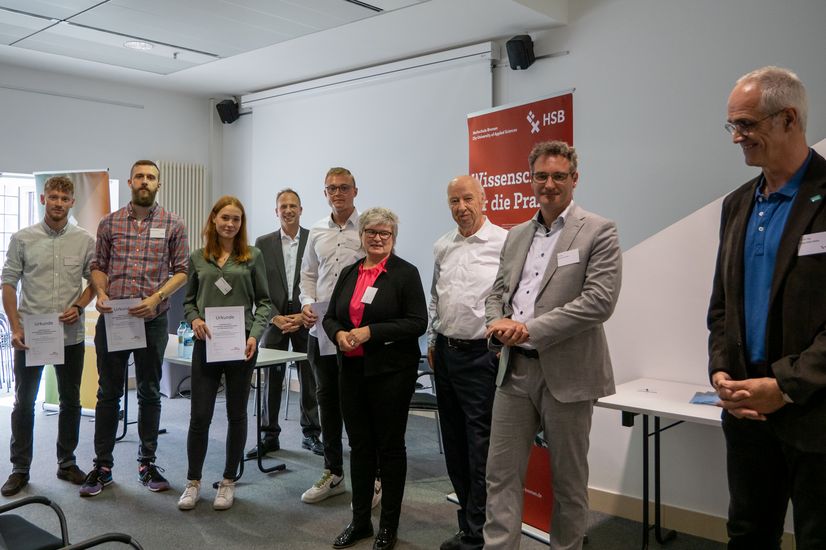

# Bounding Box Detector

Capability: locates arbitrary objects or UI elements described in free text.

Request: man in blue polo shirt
[709,66,826,548]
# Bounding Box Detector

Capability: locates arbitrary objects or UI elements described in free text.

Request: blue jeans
[9,342,85,473]
[92,313,168,468]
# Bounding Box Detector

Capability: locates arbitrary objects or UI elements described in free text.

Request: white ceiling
[0,0,567,97]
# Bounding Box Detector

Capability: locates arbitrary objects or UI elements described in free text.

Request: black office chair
[0,496,143,550]
[409,359,443,454]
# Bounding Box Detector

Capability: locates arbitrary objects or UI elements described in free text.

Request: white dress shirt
[511,202,573,348]
[299,209,363,306]
[429,218,507,345]
[280,230,300,297]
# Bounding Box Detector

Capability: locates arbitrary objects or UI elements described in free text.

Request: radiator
[156,161,206,250]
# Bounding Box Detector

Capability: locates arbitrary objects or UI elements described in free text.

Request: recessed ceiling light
[124,40,153,51]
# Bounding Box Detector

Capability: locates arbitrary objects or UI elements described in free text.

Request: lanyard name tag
[149,227,165,239]
[799,231,826,256]
[215,277,232,295]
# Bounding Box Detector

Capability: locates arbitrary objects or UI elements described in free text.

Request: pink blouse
[345,257,388,357]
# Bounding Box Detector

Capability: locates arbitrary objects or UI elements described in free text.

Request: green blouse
[183,246,272,342]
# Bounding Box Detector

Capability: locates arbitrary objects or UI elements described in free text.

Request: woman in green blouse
[177,195,271,512]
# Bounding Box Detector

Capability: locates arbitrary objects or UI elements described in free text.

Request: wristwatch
[73,304,83,315]
[157,289,168,302]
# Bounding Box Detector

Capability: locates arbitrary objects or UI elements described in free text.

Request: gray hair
[528,140,578,173]
[737,66,808,132]
[359,207,399,240]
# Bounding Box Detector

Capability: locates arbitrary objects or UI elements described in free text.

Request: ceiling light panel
[0,1,103,20]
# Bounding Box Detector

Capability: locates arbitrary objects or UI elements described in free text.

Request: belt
[512,346,539,359]
[438,334,487,350]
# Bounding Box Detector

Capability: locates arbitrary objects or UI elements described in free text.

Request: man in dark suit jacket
[247,189,322,458]
[709,66,826,549]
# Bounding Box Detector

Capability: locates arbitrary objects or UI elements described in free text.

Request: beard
[132,187,158,207]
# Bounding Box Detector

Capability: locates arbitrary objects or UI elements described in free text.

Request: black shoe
[245,439,280,459]
[373,528,397,550]
[1,473,29,497]
[57,465,87,485]
[302,434,324,456]
[333,522,374,549]
[440,530,464,550]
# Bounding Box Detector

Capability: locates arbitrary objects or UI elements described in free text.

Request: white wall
[219,0,826,527]
[0,63,213,203]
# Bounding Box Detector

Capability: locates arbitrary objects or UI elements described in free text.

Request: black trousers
[186,339,256,481]
[722,411,826,550]
[340,357,417,532]
[308,335,344,475]
[433,335,497,549]
[259,324,320,441]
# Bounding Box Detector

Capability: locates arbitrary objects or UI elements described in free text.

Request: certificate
[205,306,246,363]
[308,301,336,356]
[104,298,147,352]
[24,313,64,367]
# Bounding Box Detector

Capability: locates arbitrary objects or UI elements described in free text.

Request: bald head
[447,175,486,237]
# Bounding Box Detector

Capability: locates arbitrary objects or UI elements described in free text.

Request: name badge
[149,227,166,239]
[214,277,232,295]
[557,249,580,267]
[799,231,826,256]
[63,256,80,266]
[361,286,378,304]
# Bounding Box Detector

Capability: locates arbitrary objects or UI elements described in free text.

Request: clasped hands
[272,313,303,334]
[335,326,371,353]
[712,372,787,421]
[485,318,530,346]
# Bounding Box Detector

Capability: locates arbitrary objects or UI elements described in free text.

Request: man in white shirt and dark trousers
[300,167,378,504]
[429,175,507,550]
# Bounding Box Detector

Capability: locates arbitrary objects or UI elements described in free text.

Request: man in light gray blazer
[484,141,622,549]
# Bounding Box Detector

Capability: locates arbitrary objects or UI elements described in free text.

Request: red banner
[468,93,573,229]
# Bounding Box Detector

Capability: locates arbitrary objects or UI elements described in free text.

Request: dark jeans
[308,334,343,475]
[340,357,417,532]
[433,335,497,549]
[10,343,85,473]
[259,324,319,441]
[92,313,168,468]
[723,411,826,549]
[186,339,256,481]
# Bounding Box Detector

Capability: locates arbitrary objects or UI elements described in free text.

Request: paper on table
[104,298,146,352]
[309,301,336,356]
[24,313,64,367]
[204,306,246,363]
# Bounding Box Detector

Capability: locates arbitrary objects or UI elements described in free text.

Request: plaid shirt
[90,202,189,317]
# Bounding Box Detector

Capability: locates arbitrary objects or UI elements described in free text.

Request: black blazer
[255,227,309,316]
[708,150,826,452]
[323,254,427,377]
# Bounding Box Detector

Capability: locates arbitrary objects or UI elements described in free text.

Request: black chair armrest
[61,532,144,550]
[0,495,69,543]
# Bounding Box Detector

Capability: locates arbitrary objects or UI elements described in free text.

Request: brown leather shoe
[1,473,29,497]
[57,465,87,485]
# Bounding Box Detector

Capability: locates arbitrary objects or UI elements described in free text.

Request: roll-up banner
[468,91,573,229]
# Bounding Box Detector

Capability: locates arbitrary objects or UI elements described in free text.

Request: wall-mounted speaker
[506,35,535,70]
[216,99,241,124]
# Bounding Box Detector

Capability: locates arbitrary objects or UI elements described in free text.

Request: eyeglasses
[531,171,574,184]
[325,184,354,195]
[724,110,783,136]
[363,229,393,240]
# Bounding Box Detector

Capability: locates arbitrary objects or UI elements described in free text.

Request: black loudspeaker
[506,35,535,70]
[216,99,240,124]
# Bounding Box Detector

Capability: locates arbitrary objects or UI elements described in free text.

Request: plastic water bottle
[177,321,188,358]
[183,325,195,360]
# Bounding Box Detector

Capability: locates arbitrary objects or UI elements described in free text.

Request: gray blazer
[254,227,309,316]
[485,204,622,402]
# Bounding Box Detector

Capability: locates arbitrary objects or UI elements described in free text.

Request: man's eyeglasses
[531,171,574,184]
[724,110,784,136]
[325,184,354,195]
[363,229,393,240]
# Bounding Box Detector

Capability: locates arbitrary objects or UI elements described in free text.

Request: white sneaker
[213,479,235,510]
[372,478,382,509]
[301,469,346,503]
[178,480,200,510]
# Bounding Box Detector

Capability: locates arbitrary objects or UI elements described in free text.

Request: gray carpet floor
[0,382,725,549]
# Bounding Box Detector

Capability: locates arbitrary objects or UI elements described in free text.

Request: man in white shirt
[429,175,507,550]
[299,167,366,504]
